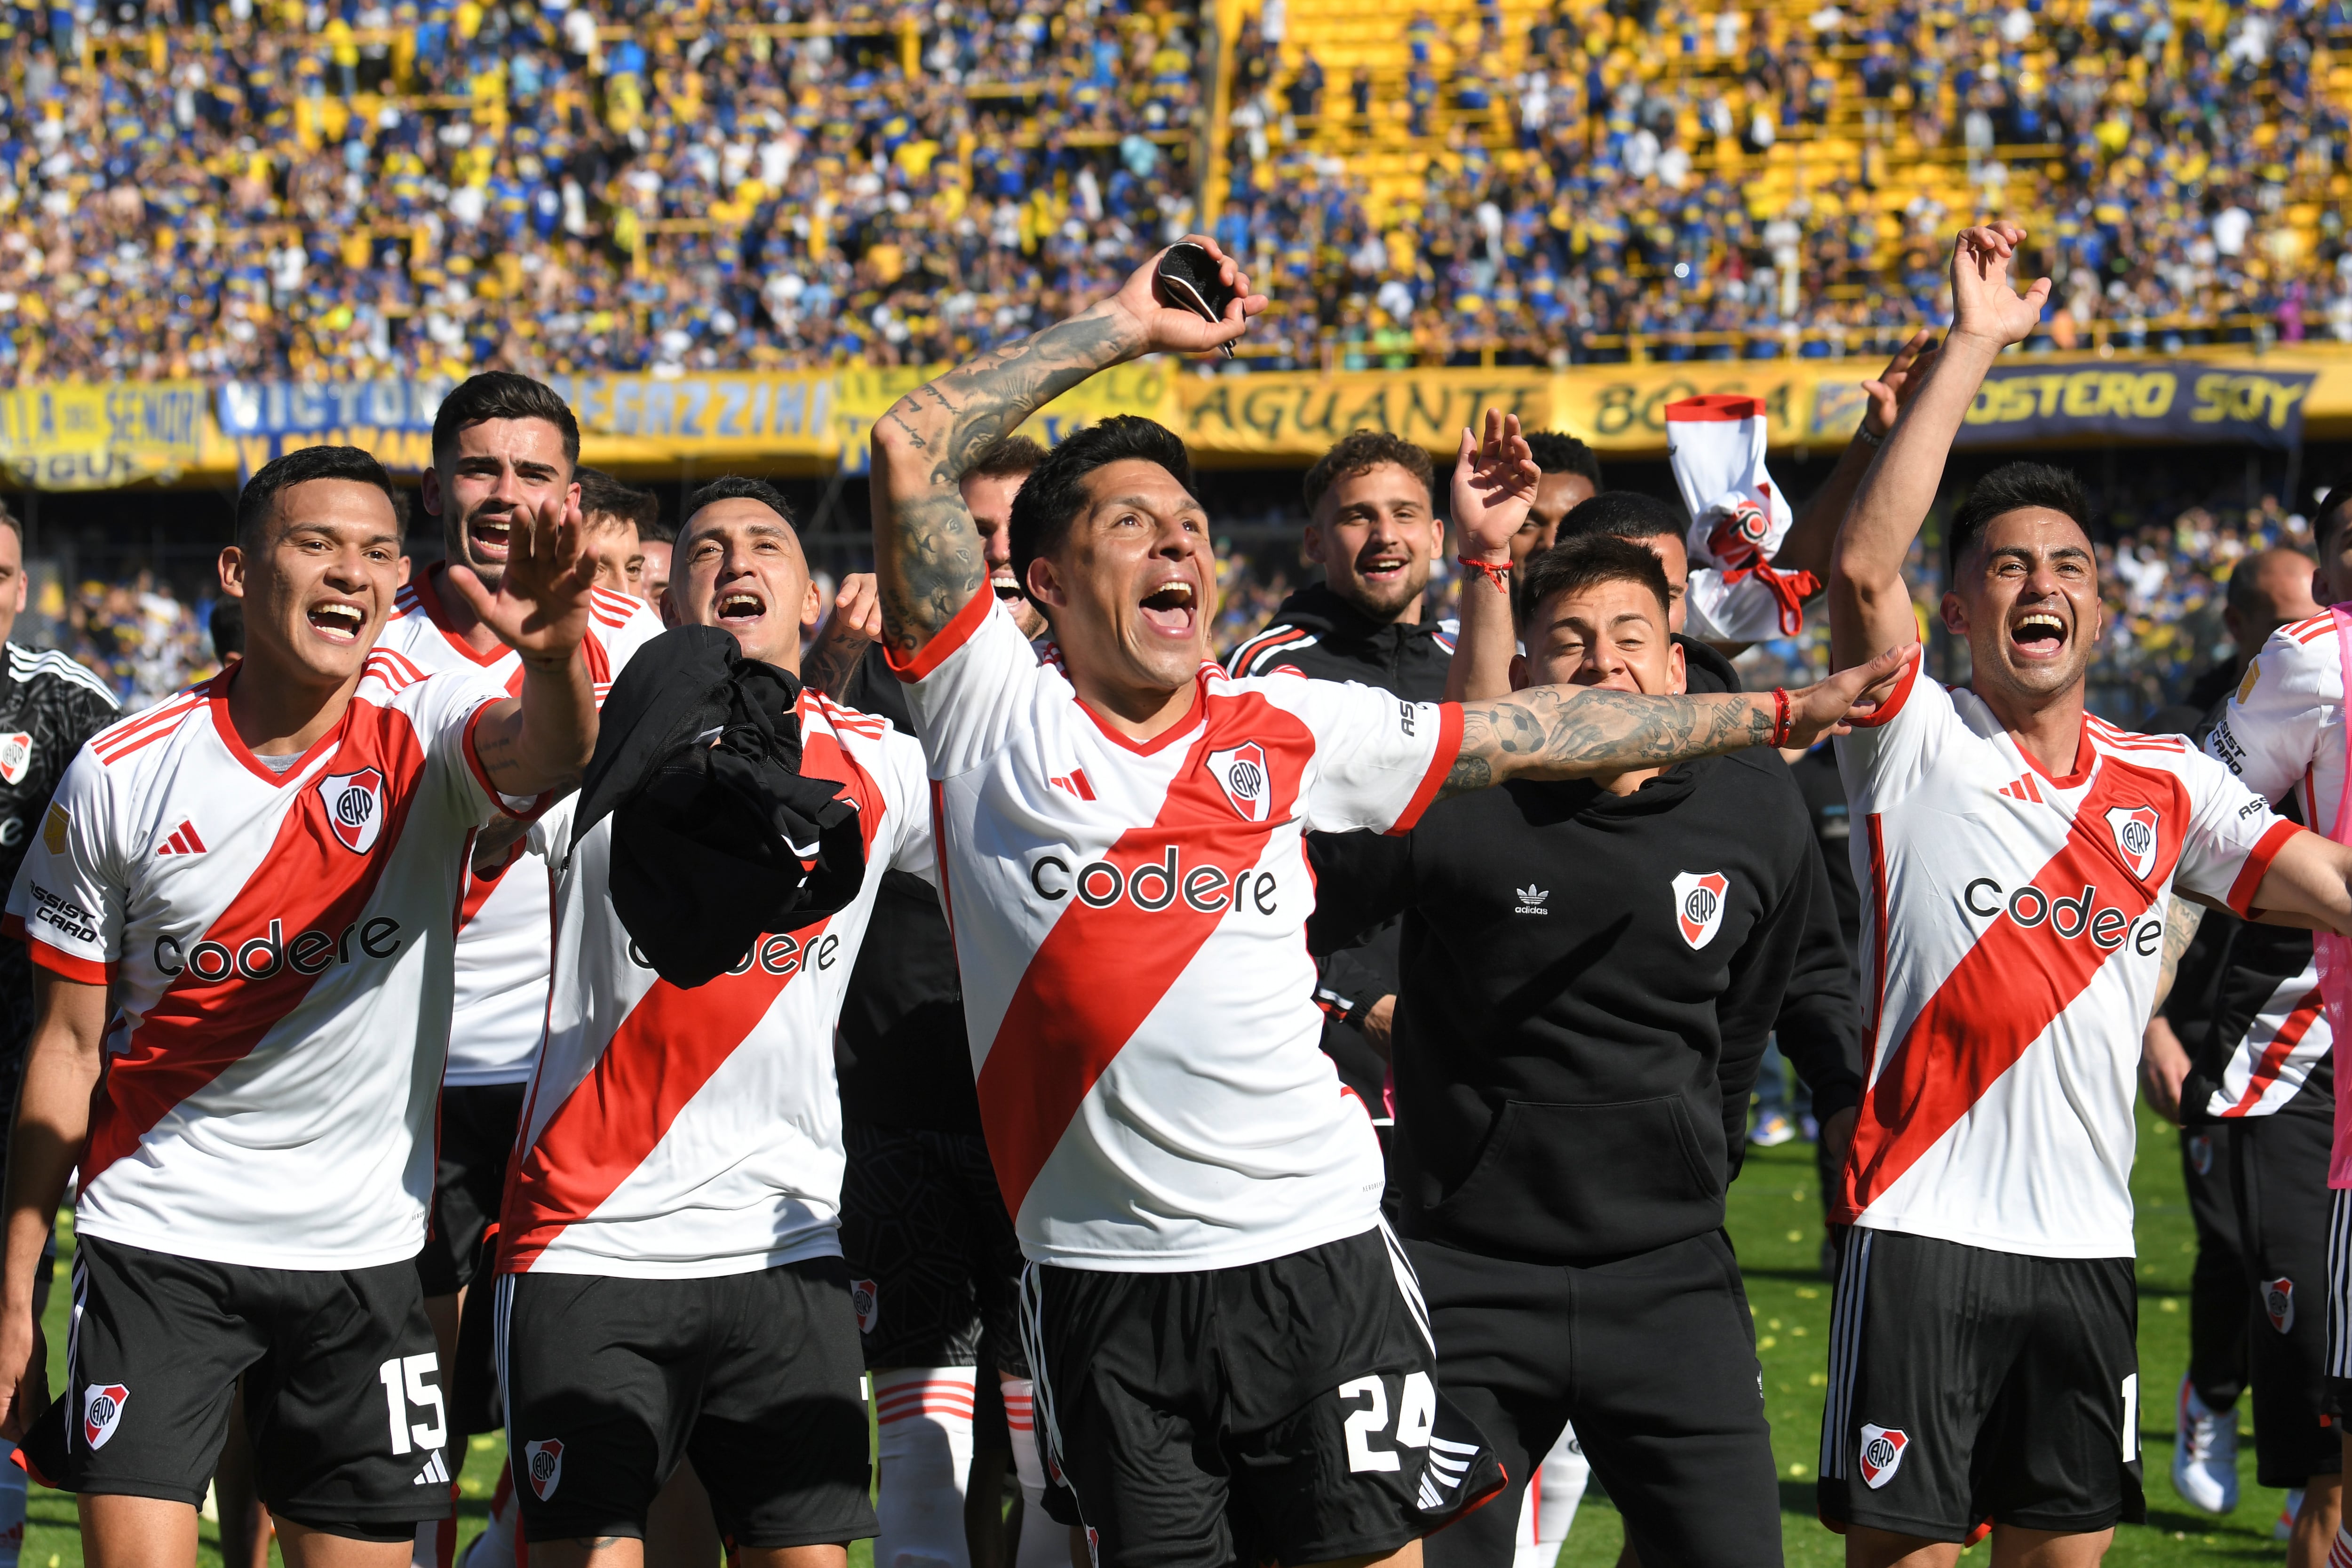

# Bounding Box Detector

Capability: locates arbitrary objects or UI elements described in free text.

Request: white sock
[464,1465,519,1568]
[1512,1423,1589,1568]
[1001,1378,1061,1568]
[0,1453,25,1568]
[874,1367,977,1568]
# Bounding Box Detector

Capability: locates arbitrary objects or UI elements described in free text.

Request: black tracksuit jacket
[1307,747,1864,1265]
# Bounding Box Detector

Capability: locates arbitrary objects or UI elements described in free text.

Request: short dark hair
[209,598,245,661]
[0,499,21,547]
[966,434,1048,481]
[638,518,676,545]
[431,372,580,470]
[577,467,660,534]
[1517,533,1674,627]
[2313,478,2352,556]
[1525,431,1603,486]
[1946,462,2092,573]
[1008,416,1197,595]
[235,445,397,549]
[680,476,795,540]
[1554,489,1687,546]
[1302,430,1434,515]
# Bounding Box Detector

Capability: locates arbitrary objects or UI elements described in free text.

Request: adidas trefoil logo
[413,1450,451,1486]
[1514,884,1549,916]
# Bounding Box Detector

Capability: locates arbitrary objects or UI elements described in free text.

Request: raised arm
[1774,328,1939,581]
[450,488,602,796]
[1828,226,2049,672]
[1441,643,1915,796]
[1443,409,1539,704]
[868,238,1264,659]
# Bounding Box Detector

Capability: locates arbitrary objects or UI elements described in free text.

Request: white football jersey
[890,593,1460,1272]
[378,566,664,1084]
[1833,660,2294,1258]
[499,693,933,1279]
[4,653,528,1269]
[2201,956,2329,1119]
[2208,612,2347,838]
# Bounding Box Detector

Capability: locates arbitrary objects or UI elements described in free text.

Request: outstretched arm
[1828,226,2049,673]
[1440,644,1915,795]
[1775,329,1939,580]
[868,237,1264,660]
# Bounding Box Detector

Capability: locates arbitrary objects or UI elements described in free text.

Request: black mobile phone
[1153,242,1240,360]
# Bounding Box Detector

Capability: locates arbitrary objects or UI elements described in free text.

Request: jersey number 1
[379,1353,447,1456]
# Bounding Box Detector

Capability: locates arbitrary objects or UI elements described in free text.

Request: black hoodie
[1308,748,1860,1264]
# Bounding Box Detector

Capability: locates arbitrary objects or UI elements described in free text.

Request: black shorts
[1406,1231,1780,1568]
[838,1121,1027,1375]
[1023,1224,1505,1568]
[496,1256,876,1549]
[2234,1108,2341,1487]
[1818,1229,2144,1539]
[417,1082,526,1297]
[23,1234,450,1533]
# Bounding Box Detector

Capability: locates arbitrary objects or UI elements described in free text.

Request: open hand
[1949,223,2050,351]
[0,1309,46,1444]
[445,489,599,671]
[1858,328,1940,438]
[1787,644,1918,748]
[1108,235,1269,358]
[1450,409,1540,561]
[829,573,883,643]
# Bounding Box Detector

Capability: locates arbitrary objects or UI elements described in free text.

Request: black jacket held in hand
[575,625,868,989]
[1307,749,1861,1264]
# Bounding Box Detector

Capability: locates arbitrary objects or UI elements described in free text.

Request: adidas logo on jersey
[157,820,207,856]
[1049,769,1097,801]
[154,916,405,985]
[1514,885,1548,915]
[412,1450,451,1486]
[1996,774,2045,803]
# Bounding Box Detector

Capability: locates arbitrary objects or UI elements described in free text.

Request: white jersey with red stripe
[499,693,933,1279]
[1832,659,2294,1259]
[2,655,531,1269]
[2201,956,2331,1119]
[2207,611,2348,838]
[890,592,1462,1274]
[378,565,664,1085]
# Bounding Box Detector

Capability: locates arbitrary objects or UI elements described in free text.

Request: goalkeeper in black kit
[1307,447,1864,1566]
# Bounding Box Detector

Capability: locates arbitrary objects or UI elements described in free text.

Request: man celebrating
[1817,225,2352,1563]
[380,375,663,1483]
[1309,526,1861,1566]
[868,235,1910,1568]
[497,477,936,1568]
[0,444,600,1568]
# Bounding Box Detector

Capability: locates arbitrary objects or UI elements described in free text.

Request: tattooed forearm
[1441,686,1775,796]
[870,304,1140,644]
[2153,895,2205,1011]
[801,619,872,699]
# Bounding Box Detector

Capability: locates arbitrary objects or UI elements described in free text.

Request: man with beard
[1815,225,2352,1564]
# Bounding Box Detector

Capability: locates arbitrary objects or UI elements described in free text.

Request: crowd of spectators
[1220,0,2352,368]
[0,0,1205,384]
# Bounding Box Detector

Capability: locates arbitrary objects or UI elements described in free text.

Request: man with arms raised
[868,236,1910,1568]
[0,444,599,1568]
[496,477,937,1568]
[1817,225,2352,1565]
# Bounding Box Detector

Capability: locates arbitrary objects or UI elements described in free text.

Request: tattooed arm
[868,237,1263,659]
[1441,644,1918,795]
[2152,895,2206,1013]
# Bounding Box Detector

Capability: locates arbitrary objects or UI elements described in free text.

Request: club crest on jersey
[2187,1133,2214,1178]
[2265,1276,2295,1334]
[2106,804,2160,881]
[1672,871,1730,950]
[0,732,32,787]
[1857,1424,1908,1489]
[1205,742,1272,822]
[850,1278,879,1336]
[318,769,386,855]
[83,1383,128,1449]
[523,1439,563,1501]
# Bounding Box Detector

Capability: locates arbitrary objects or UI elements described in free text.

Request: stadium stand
[1220,0,2352,366]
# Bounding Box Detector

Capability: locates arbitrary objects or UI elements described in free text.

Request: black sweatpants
[1408,1232,1780,1568]
[2182,1123,2249,1411]
[2233,1108,2342,1487]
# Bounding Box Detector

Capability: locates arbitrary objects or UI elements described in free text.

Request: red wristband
[1458,556,1511,592]
[1770,686,1793,748]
